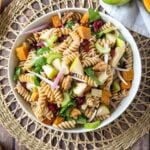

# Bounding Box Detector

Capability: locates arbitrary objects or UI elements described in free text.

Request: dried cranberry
[93,20,104,32]
[58,35,68,42]
[80,39,90,52]
[75,97,85,107]
[49,103,58,114]
[110,49,115,57]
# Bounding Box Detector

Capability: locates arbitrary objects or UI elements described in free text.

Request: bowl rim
[8,7,142,133]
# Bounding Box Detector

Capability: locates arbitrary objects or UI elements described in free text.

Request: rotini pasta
[73,73,97,87]
[15,83,32,102]
[19,73,34,83]
[82,56,100,67]
[54,120,76,129]
[14,9,133,130]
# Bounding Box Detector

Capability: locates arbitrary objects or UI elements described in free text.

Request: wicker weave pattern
[0,0,150,150]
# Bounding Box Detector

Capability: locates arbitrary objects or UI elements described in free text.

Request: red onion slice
[52,68,65,89]
[23,23,50,34]
[117,71,128,85]
[115,67,129,72]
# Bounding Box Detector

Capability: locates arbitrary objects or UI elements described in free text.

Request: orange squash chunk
[80,13,89,25]
[31,91,39,101]
[77,26,91,39]
[42,118,53,125]
[121,81,131,90]
[143,0,150,13]
[16,46,28,61]
[53,116,64,125]
[51,15,62,27]
[122,69,134,81]
[101,90,112,106]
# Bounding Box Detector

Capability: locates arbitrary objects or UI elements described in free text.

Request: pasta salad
[13,8,134,130]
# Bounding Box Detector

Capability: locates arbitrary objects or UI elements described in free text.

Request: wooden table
[0,0,149,150]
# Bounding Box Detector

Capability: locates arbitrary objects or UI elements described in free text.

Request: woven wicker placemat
[0,0,150,150]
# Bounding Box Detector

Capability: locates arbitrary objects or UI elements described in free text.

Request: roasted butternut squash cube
[42,118,53,125]
[16,46,29,61]
[121,81,131,90]
[31,91,39,101]
[53,116,64,125]
[80,13,89,25]
[101,90,112,105]
[77,26,91,39]
[122,69,134,81]
[51,15,62,27]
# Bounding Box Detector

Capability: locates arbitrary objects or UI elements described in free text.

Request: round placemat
[0,0,150,150]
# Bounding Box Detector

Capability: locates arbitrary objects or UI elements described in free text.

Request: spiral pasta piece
[82,56,100,68]
[104,65,113,90]
[40,81,54,102]
[62,12,82,24]
[53,89,63,107]
[93,60,107,72]
[60,28,72,35]
[86,97,100,108]
[73,73,97,87]
[101,22,114,31]
[15,83,32,102]
[54,36,72,52]
[23,51,36,70]
[97,38,115,47]
[19,73,34,83]
[61,75,72,91]
[63,51,79,65]
[125,46,133,69]
[54,120,76,129]
[84,107,94,118]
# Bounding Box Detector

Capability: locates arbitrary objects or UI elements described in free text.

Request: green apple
[52,58,62,71]
[73,83,87,96]
[102,0,130,5]
[96,42,111,54]
[42,65,58,79]
[106,33,117,46]
[91,88,102,97]
[70,57,84,75]
[98,71,108,85]
[96,105,110,117]
[111,47,125,67]
[116,38,125,48]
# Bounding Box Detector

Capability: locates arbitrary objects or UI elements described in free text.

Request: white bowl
[8,8,141,133]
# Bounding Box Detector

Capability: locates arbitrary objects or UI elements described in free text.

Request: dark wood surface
[0,0,149,150]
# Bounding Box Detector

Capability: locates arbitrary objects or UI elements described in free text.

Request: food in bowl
[13,8,134,130]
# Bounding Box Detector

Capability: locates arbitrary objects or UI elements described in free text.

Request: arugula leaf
[60,101,76,115]
[65,21,74,29]
[13,67,22,81]
[36,47,50,56]
[34,57,47,67]
[77,115,87,124]
[88,8,101,23]
[84,67,100,85]
[34,76,40,86]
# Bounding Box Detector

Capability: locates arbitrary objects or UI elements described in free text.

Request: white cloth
[100,0,150,38]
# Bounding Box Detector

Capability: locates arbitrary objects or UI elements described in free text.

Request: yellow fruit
[143,0,150,13]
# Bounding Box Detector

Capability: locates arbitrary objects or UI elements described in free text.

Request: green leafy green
[34,57,47,67]
[60,100,76,115]
[13,67,22,81]
[88,8,101,23]
[34,76,40,86]
[77,116,87,124]
[65,21,74,29]
[47,52,62,64]
[36,47,50,56]
[84,120,101,129]
[46,35,58,48]
[84,67,100,85]
[33,66,43,73]
[62,93,71,107]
